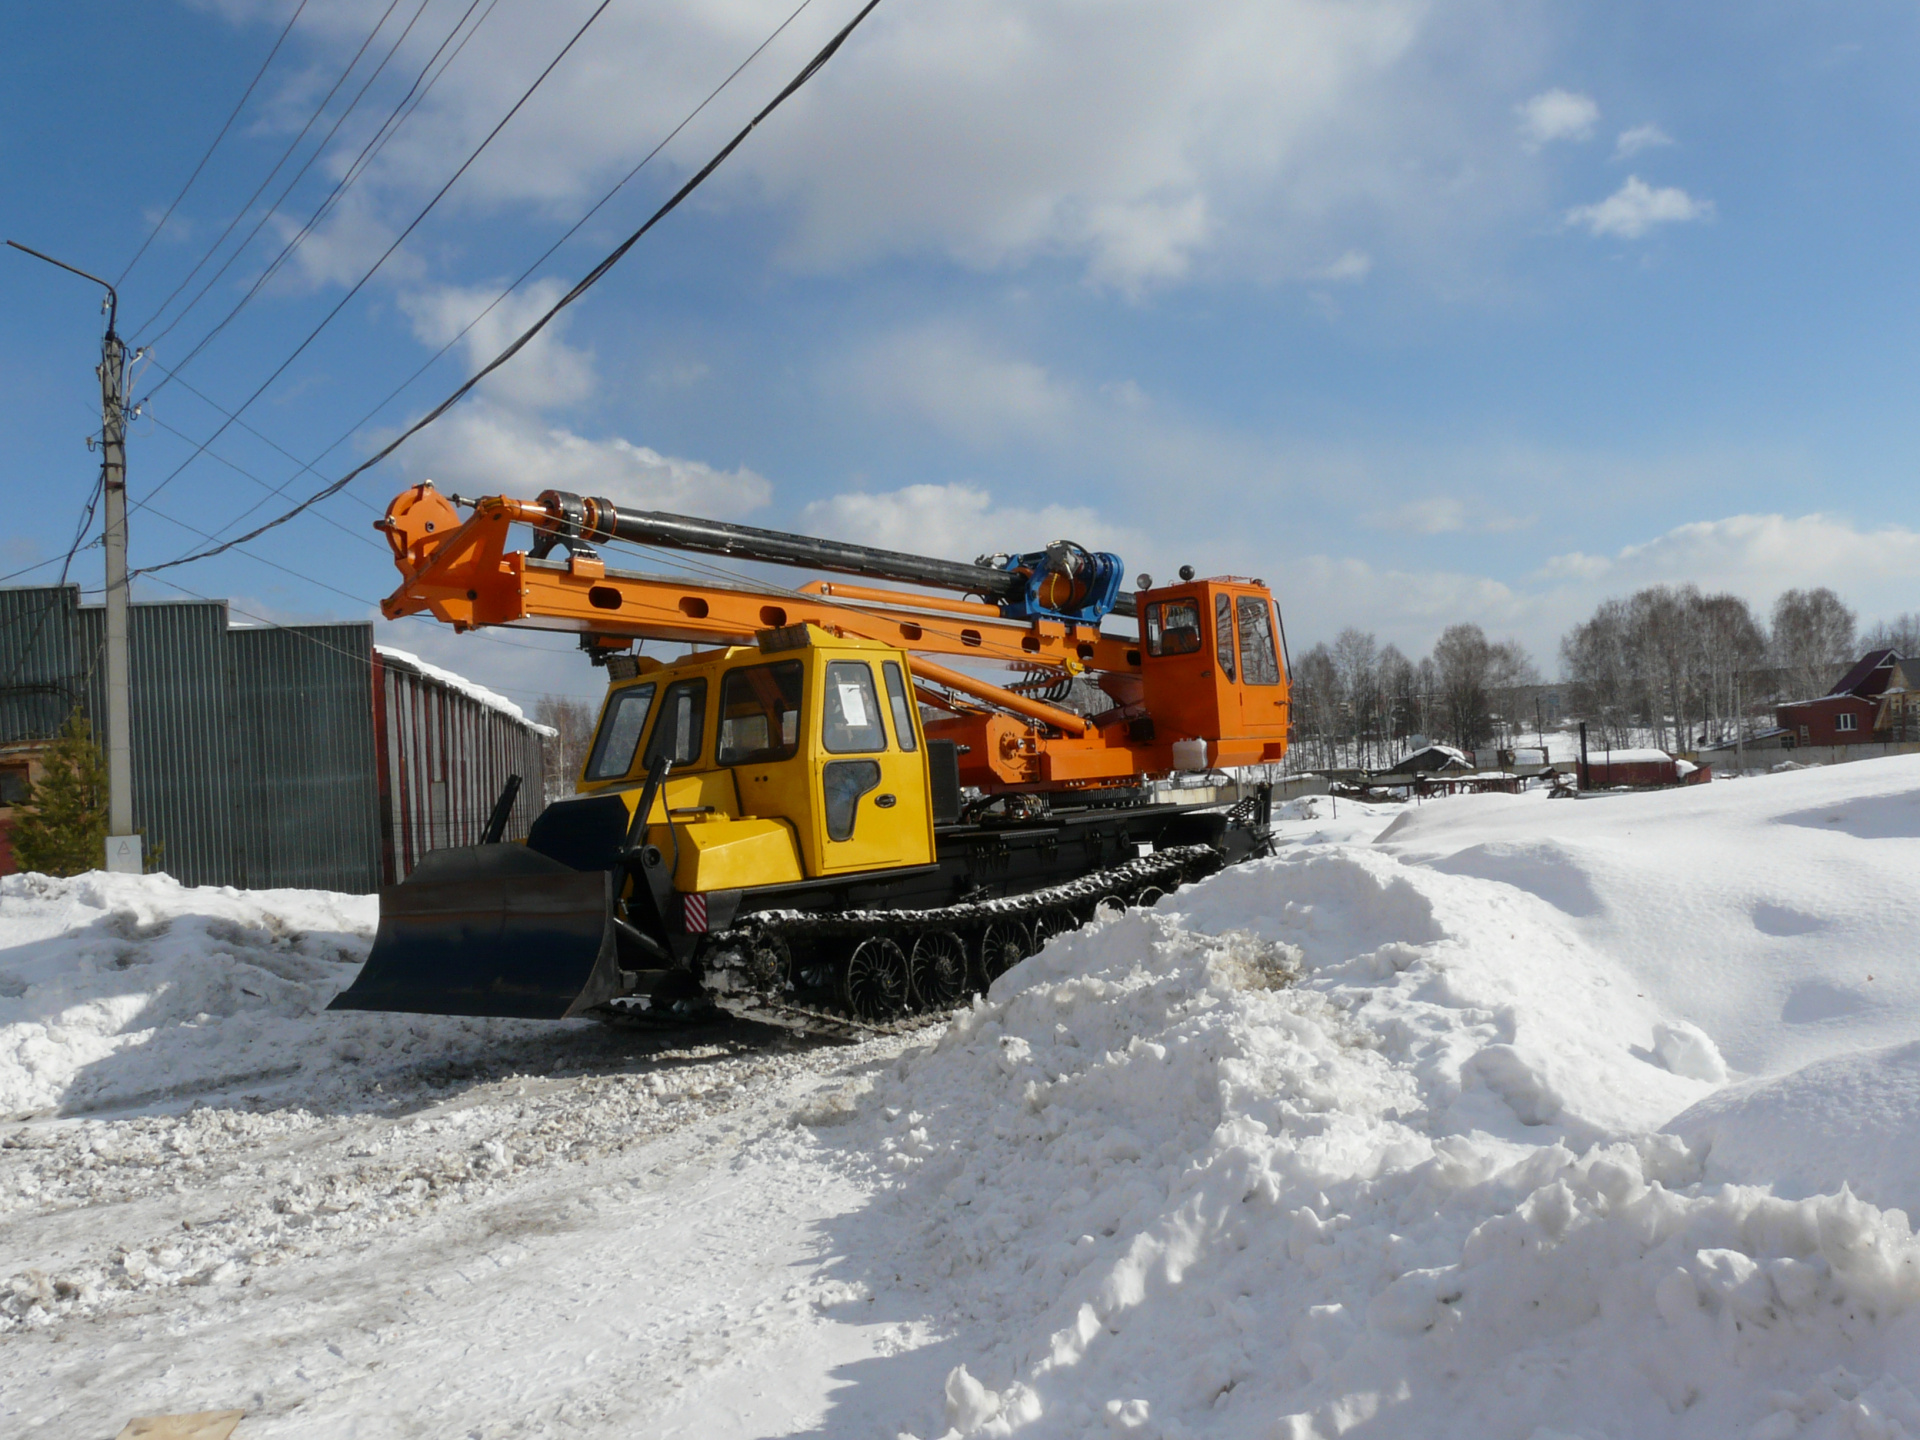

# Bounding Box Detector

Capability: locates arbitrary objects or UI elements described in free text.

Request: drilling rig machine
[330,482,1291,1029]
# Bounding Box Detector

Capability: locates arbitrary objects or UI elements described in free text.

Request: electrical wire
[135,0,885,580]
[132,0,407,340]
[117,0,311,286]
[133,0,818,561]
[142,0,440,356]
[144,412,383,548]
[151,0,500,373]
[128,0,623,520]
[139,357,381,514]
[139,571,598,705]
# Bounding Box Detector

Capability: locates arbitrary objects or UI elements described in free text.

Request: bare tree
[1431,624,1539,751]
[1331,628,1381,767]
[1771,588,1856,701]
[1565,587,1771,749]
[1378,645,1418,752]
[535,696,598,801]
[1861,612,1920,657]
[1289,644,1342,769]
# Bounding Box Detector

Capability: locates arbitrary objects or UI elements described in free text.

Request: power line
[142,0,438,355]
[135,0,816,567]
[136,0,886,581]
[144,412,383,548]
[128,0,621,518]
[117,0,312,286]
[139,357,380,514]
[131,0,407,340]
[151,0,500,371]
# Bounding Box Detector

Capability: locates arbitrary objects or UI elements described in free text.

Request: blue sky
[4,0,1919,708]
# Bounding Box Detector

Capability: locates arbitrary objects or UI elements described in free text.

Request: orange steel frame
[375,484,1288,792]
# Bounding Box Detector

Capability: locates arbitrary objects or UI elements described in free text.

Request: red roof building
[1776,650,1920,746]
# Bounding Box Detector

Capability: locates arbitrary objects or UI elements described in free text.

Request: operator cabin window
[882,661,918,751]
[583,682,656,780]
[643,678,708,768]
[717,661,804,764]
[1836,712,1859,732]
[1237,595,1281,685]
[1215,594,1237,680]
[1144,599,1202,657]
[822,661,887,753]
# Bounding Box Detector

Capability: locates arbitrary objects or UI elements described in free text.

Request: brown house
[1776,649,1920,746]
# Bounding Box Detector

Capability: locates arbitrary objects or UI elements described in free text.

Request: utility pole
[8,241,141,872]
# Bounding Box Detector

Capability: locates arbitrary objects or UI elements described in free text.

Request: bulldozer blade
[329,845,625,1020]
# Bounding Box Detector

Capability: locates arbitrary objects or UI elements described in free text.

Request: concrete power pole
[7,241,141,872]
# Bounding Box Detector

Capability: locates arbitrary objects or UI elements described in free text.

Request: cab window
[823,661,886,753]
[583,682,656,780]
[1145,599,1201,657]
[882,661,918,752]
[718,661,804,764]
[1237,595,1281,685]
[642,678,707,768]
[1215,593,1237,681]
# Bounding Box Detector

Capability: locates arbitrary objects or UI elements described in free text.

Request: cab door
[813,656,932,874]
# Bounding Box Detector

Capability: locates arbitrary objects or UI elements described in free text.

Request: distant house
[1387,743,1471,775]
[1581,748,1703,788]
[1775,649,1920,746]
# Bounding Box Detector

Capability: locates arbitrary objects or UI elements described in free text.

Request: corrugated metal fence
[0,585,545,892]
[374,651,546,885]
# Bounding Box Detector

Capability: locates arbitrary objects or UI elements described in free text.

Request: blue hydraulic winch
[978,541,1128,626]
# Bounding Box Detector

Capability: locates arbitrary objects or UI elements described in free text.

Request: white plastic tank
[1171,738,1210,772]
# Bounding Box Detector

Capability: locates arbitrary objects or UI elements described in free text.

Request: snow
[374,644,555,733]
[1581,747,1676,764]
[8,755,1920,1437]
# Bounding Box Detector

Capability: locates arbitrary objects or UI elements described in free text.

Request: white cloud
[398,279,594,411]
[1540,513,1920,598]
[1613,123,1673,159]
[394,402,771,519]
[1565,175,1712,239]
[1368,496,1467,533]
[846,325,1077,444]
[801,483,1148,568]
[1516,88,1599,148]
[1309,250,1374,284]
[247,0,1565,293]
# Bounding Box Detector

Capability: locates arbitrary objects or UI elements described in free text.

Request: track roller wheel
[842,936,910,1019]
[909,929,970,1011]
[978,920,1031,986]
[1030,905,1079,948]
[1092,894,1127,922]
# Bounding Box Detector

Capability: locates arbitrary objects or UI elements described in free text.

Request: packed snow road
[7,757,1920,1437]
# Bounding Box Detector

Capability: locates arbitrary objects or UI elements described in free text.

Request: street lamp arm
[8,239,118,333]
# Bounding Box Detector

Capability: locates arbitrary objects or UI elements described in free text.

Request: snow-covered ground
[7,758,1920,1437]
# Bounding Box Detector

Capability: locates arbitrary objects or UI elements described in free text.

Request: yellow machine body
[576,625,935,891]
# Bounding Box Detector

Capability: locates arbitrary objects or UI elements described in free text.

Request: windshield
[642,678,708,768]
[583,683,656,781]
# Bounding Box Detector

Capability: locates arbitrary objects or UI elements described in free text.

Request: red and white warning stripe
[683,893,709,933]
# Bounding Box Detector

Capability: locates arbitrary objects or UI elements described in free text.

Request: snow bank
[845,756,1920,1439]
[1670,1041,1920,1216]
[0,871,577,1116]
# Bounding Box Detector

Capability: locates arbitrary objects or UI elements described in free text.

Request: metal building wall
[79,600,237,886]
[0,585,91,740]
[374,651,545,885]
[3,585,545,892]
[229,625,382,892]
